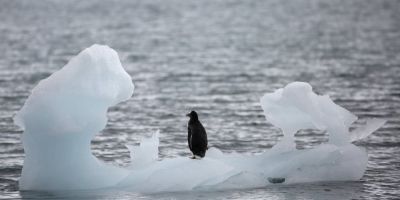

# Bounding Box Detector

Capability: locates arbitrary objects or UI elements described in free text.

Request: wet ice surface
[0,0,400,199]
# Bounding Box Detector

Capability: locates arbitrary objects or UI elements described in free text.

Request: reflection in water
[17,182,366,200]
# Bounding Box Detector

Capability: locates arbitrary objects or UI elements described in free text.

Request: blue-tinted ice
[14,45,385,192]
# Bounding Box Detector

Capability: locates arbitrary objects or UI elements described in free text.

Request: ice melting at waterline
[14,44,386,192]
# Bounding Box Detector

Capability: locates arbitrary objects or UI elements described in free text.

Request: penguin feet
[190,155,203,159]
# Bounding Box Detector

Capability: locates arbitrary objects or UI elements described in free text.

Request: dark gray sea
[1,0,399,199]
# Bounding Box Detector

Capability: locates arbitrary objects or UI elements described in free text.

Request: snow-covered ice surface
[14,45,385,192]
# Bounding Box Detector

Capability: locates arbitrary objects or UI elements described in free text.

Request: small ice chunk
[350,118,386,142]
[127,130,160,169]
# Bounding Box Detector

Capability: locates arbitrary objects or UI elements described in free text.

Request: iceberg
[14,45,133,190]
[14,44,385,192]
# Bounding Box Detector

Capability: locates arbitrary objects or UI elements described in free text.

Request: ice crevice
[14,44,386,192]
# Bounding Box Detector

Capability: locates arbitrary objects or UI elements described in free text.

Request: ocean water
[0,0,399,199]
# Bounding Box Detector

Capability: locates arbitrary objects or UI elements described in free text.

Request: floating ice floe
[14,44,386,192]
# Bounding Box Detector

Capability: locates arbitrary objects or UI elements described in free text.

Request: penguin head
[186,110,198,121]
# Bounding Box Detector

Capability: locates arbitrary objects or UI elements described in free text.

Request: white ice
[14,44,386,192]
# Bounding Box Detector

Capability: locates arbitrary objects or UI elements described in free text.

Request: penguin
[186,111,208,159]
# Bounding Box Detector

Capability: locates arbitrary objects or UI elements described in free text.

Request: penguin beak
[186,113,190,117]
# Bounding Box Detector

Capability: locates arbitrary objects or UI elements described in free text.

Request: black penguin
[186,111,208,158]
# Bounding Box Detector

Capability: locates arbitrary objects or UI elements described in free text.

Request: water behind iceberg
[1,0,400,199]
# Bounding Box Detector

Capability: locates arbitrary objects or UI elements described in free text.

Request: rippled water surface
[0,0,399,199]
